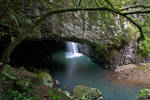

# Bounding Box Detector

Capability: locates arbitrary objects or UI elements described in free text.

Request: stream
[48,42,146,100]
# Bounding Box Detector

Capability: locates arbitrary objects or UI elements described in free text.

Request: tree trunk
[0,37,24,68]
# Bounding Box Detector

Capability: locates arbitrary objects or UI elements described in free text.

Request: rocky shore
[114,63,150,86]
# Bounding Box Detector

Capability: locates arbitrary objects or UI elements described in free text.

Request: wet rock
[53,80,60,88]
[55,80,60,86]
[78,44,92,57]
[73,85,103,100]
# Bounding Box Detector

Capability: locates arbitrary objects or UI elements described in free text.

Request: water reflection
[66,59,77,81]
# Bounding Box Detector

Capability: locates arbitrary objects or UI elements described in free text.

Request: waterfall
[65,42,83,58]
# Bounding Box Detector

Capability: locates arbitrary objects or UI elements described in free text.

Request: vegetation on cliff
[0,0,150,68]
[0,0,150,99]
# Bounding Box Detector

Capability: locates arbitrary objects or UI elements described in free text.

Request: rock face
[78,43,93,57]
[114,40,138,67]
[73,85,103,100]
[77,40,138,69]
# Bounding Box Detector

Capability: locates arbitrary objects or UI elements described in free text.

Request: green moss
[37,68,50,73]
[110,49,119,59]
[26,66,39,73]
[48,90,64,100]
[18,66,29,72]
[38,72,53,87]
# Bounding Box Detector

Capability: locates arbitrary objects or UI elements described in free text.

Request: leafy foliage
[138,14,150,57]
[47,90,64,100]
[139,89,150,99]
[139,38,150,57]
[7,90,37,100]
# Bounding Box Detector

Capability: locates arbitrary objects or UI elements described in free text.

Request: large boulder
[73,85,103,100]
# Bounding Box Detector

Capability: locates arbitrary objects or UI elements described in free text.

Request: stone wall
[113,40,138,67]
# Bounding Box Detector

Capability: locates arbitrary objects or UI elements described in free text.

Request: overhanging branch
[122,15,145,41]
[0,1,13,21]
[120,5,150,11]
[123,10,150,15]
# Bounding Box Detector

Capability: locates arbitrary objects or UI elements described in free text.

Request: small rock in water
[56,80,60,86]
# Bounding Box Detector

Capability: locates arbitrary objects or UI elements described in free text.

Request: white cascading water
[65,42,83,58]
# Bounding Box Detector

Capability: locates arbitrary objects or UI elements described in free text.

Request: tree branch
[0,23,10,29]
[122,15,144,41]
[49,1,59,7]
[120,5,150,11]
[0,1,13,21]
[123,10,150,15]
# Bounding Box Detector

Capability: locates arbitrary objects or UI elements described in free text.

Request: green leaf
[10,15,20,29]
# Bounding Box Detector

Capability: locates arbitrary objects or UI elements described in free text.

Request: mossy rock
[0,65,41,89]
[38,68,50,73]
[38,72,53,87]
[18,66,29,72]
[73,85,103,100]
[26,66,39,73]
[139,89,150,100]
